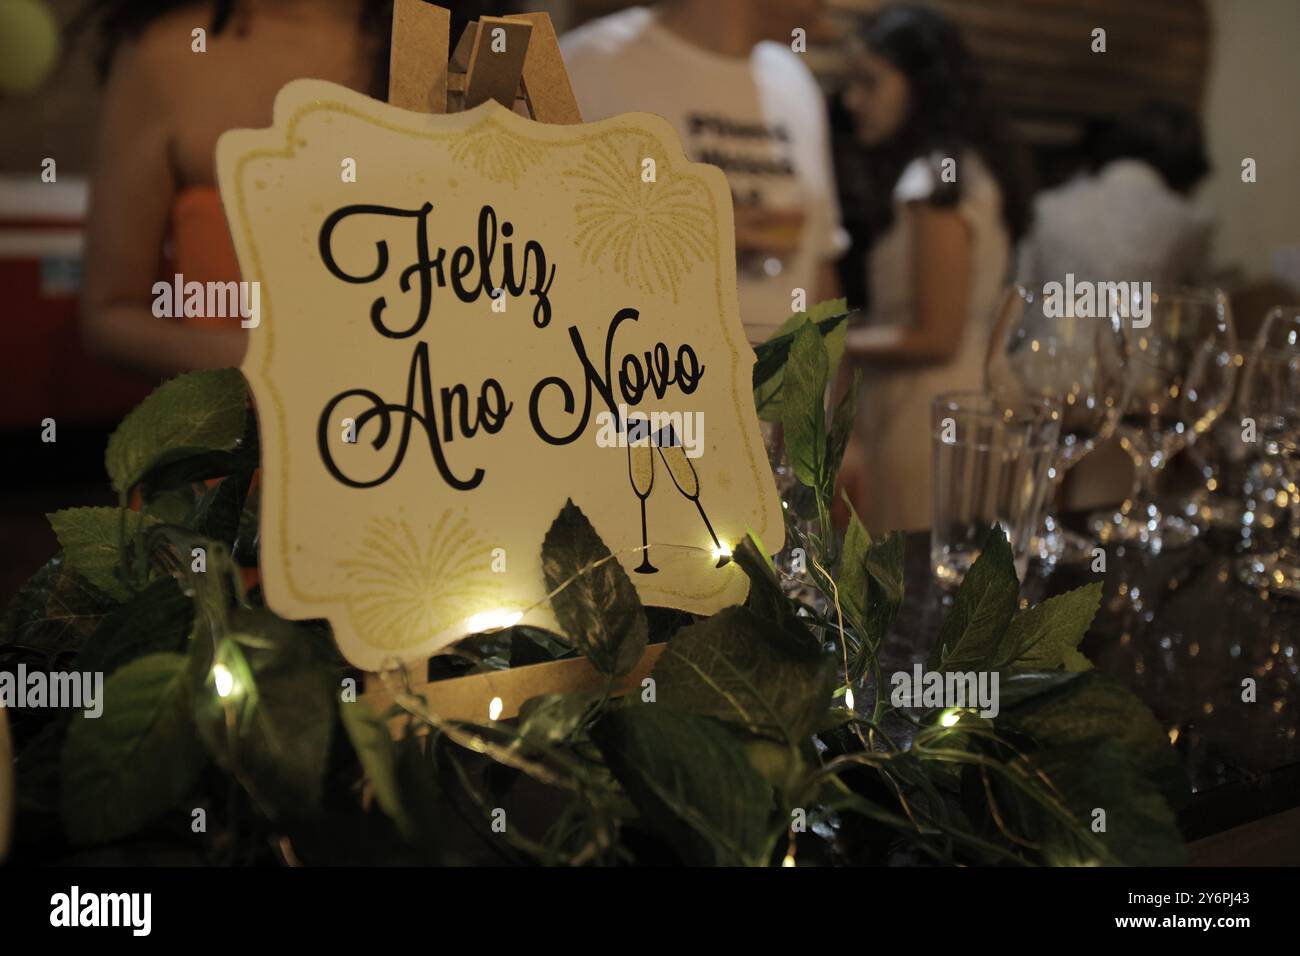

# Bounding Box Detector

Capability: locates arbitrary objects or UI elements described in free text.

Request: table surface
[887,528,1300,839]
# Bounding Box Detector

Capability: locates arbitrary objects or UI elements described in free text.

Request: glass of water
[931,391,1062,586]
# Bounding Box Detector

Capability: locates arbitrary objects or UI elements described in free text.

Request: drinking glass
[1256,305,1300,350]
[1091,286,1237,551]
[1182,347,1250,533]
[984,284,1128,566]
[1236,342,1300,596]
[760,420,828,609]
[1188,308,1300,531]
[931,391,1062,586]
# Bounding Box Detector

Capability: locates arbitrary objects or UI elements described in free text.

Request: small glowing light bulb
[781,853,796,868]
[213,663,235,699]
[488,696,504,720]
[844,687,855,711]
[940,709,960,728]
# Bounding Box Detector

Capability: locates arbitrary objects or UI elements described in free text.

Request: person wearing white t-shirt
[560,1,849,344]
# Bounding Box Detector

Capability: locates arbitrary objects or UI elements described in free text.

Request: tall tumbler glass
[931,392,1062,586]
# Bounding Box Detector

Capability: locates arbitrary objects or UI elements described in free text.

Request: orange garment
[168,186,244,329]
[135,187,262,594]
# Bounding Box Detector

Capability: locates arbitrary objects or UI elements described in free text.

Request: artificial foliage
[0,304,1188,866]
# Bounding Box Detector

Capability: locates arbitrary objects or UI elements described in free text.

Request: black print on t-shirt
[685,112,795,208]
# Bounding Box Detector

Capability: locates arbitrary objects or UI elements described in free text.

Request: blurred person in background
[78,0,504,379]
[1016,101,1213,292]
[560,0,849,345]
[836,3,1028,532]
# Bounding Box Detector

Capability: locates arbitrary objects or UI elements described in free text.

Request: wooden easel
[387,0,582,122]
[360,2,665,727]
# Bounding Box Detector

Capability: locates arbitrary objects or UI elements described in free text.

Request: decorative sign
[216,80,782,670]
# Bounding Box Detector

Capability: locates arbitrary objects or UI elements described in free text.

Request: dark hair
[78,1,510,97]
[851,3,1030,242]
[1088,101,1210,194]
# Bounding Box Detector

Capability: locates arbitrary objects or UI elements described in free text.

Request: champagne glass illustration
[624,414,728,572]
[628,433,658,574]
[657,433,729,567]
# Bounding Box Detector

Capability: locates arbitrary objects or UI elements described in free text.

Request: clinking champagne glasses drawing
[625,412,727,573]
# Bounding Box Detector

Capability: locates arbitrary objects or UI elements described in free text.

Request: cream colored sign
[216,80,783,670]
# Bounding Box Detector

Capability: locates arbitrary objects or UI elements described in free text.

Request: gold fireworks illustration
[338,511,500,652]
[564,136,713,302]
[449,119,545,186]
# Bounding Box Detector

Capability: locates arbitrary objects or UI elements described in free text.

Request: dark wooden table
[886,528,1300,854]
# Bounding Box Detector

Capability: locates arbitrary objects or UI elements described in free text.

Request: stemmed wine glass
[1236,306,1300,595]
[1091,286,1238,551]
[984,284,1128,566]
[1182,346,1250,533]
[1256,305,1300,351]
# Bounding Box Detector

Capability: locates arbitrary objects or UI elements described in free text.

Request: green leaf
[591,706,772,866]
[732,532,789,622]
[1,555,116,662]
[233,485,261,567]
[106,368,248,494]
[1000,670,1189,810]
[995,671,1084,709]
[738,735,808,801]
[340,700,413,838]
[190,608,335,816]
[138,449,252,497]
[143,486,198,524]
[779,321,829,489]
[191,472,254,547]
[838,510,872,626]
[1006,582,1103,672]
[1061,647,1094,672]
[1026,742,1185,865]
[46,507,160,601]
[72,577,194,678]
[837,505,904,655]
[753,298,849,421]
[509,626,575,666]
[767,298,850,350]
[61,652,206,844]
[927,525,1020,672]
[824,368,861,493]
[731,533,820,654]
[517,692,600,746]
[541,499,648,677]
[653,606,835,745]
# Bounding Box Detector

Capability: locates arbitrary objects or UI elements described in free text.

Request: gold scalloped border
[220,81,779,642]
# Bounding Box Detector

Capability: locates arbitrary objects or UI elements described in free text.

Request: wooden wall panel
[570,0,1211,138]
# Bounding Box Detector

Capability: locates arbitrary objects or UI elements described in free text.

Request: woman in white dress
[836,4,1028,533]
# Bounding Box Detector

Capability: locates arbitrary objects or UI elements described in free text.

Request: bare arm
[80,39,246,378]
[846,203,972,366]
